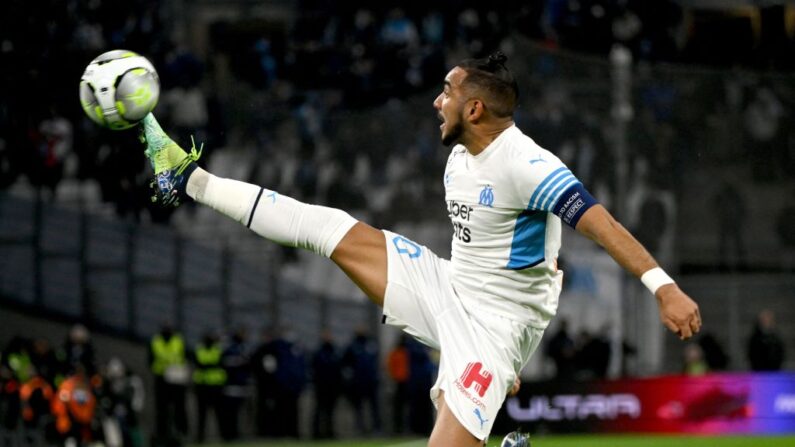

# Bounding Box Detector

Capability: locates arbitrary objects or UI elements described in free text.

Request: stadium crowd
[1,0,794,225]
[1,309,787,445]
[0,322,438,446]
[0,325,144,447]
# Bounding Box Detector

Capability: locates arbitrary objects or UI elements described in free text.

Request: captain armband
[551,182,598,228]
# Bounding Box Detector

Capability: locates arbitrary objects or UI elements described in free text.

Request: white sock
[186,168,358,257]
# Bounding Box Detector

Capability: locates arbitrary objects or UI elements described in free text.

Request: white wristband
[640,267,675,295]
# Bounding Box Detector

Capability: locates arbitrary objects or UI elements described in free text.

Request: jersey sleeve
[512,153,598,228]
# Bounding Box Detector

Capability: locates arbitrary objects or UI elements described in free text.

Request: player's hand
[656,284,701,340]
[507,376,521,396]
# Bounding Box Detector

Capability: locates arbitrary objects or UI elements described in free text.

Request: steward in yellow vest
[149,326,188,444]
[192,332,226,442]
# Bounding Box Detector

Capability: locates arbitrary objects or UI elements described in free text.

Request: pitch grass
[190,434,795,447]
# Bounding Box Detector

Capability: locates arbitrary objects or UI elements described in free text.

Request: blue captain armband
[551,182,598,228]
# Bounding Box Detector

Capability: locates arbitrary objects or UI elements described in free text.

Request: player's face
[433,67,468,147]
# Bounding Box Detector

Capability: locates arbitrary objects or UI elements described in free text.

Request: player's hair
[457,51,519,118]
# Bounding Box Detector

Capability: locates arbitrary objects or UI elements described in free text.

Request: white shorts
[381,231,544,440]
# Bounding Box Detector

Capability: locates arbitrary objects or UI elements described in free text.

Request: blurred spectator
[250,328,278,437]
[342,328,382,436]
[312,331,342,439]
[267,329,306,439]
[744,85,785,181]
[387,335,409,435]
[149,324,189,446]
[191,331,226,443]
[683,343,708,376]
[406,337,434,436]
[94,133,149,222]
[29,338,62,386]
[381,8,419,49]
[2,336,31,429]
[219,328,250,441]
[748,309,785,371]
[62,324,96,377]
[28,107,73,201]
[254,38,278,88]
[698,333,729,371]
[545,319,576,380]
[51,365,100,447]
[620,339,638,377]
[611,3,643,53]
[161,53,209,147]
[19,367,54,430]
[575,328,611,379]
[101,357,145,447]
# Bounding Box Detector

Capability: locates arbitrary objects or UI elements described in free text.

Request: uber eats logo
[447,200,472,243]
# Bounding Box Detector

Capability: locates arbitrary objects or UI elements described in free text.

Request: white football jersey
[443,125,593,328]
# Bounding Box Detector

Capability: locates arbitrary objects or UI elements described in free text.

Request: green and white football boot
[140,113,202,207]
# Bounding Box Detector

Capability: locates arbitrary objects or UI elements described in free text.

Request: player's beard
[442,120,464,147]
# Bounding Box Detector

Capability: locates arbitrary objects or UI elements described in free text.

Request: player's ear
[466,99,485,122]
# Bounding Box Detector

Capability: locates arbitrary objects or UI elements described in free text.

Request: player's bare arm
[575,204,702,340]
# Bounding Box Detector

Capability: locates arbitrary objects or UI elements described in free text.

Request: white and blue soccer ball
[79,49,160,130]
[500,431,531,447]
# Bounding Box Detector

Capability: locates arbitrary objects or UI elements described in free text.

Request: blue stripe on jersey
[507,210,547,270]
[528,167,570,210]
[541,176,580,211]
[535,172,574,211]
[527,167,567,209]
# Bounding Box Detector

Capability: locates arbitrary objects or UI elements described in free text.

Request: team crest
[478,185,494,207]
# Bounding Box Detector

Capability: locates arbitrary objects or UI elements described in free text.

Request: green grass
[190,435,795,447]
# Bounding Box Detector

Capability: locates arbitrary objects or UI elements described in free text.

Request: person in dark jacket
[406,337,435,436]
[219,329,250,441]
[250,328,278,437]
[272,330,307,438]
[342,328,382,435]
[311,331,341,439]
[62,324,96,377]
[748,309,785,371]
[545,319,576,380]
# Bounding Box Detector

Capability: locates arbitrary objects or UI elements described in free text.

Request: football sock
[187,168,358,257]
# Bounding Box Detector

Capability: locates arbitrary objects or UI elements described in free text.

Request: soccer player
[140,51,701,446]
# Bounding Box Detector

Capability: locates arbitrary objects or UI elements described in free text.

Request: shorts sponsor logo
[453,362,493,412]
[460,362,492,397]
[454,378,488,411]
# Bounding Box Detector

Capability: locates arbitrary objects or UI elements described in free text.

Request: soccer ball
[79,49,160,130]
[501,431,531,447]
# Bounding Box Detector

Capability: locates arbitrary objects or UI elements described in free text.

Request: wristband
[641,267,675,295]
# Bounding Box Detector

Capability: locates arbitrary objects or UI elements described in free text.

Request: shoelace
[175,135,203,175]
